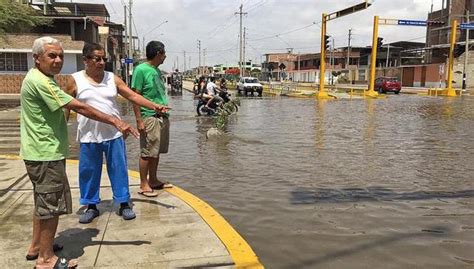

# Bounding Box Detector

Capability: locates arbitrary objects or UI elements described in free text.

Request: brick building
[0,1,125,94]
[423,0,473,88]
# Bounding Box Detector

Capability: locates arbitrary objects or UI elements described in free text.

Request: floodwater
[73,91,474,268]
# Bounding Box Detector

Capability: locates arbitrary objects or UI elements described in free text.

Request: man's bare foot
[26,244,63,260]
[35,256,78,268]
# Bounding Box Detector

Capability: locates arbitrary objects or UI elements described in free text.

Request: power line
[246,0,267,13]
[207,16,240,40]
[249,21,320,41]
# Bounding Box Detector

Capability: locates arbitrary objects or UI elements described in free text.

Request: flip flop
[26,243,63,260]
[137,190,159,197]
[151,182,173,190]
[34,256,78,269]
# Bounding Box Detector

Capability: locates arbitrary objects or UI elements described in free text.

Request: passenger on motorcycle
[195,76,207,95]
[205,77,223,109]
[219,78,227,90]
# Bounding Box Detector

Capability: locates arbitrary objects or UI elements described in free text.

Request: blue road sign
[124,58,133,64]
[398,20,427,26]
[460,23,474,30]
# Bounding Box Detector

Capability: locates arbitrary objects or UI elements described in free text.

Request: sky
[54,0,442,72]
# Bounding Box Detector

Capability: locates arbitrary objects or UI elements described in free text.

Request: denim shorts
[24,159,72,219]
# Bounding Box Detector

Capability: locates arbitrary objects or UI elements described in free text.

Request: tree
[0,1,50,36]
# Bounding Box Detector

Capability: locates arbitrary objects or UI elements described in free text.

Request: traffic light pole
[318,13,329,98]
[317,1,373,98]
[446,20,458,96]
[367,15,379,97]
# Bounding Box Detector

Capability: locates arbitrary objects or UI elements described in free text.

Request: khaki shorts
[24,159,72,219]
[140,116,170,158]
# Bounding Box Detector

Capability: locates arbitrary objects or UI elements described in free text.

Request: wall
[61,54,79,74]
[0,74,70,94]
[0,53,79,94]
[453,52,474,89]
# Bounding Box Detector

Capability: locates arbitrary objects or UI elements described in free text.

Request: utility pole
[236,4,247,77]
[243,27,246,77]
[188,56,191,75]
[183,51,186,72]
[123,4,128,86]
[203,48,207,75]
[463,10,470,90]
[298,51,300,82]
[197,40,201,76]
[128,0,133,84]
[346,28,352,69]
[330,37,334,85]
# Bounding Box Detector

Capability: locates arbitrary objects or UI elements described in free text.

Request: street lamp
[144,20,168,37]
[143,20,168,49]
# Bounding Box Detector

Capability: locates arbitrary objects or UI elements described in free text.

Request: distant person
[205,76,223,109]
[21,36,137,269]
[219,78,227,90]
[65,43,169,224]
[132,41,173,197]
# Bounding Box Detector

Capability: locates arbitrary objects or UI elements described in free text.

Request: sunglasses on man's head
[87,55,107,62]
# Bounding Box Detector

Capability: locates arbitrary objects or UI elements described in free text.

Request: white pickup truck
[237,77,263,97]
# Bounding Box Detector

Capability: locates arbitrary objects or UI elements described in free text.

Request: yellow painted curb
[0,154,21,160]
[128,171,264,269]
[0,155,263,268]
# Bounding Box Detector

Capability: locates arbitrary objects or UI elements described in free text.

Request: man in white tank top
[65,43,169,224]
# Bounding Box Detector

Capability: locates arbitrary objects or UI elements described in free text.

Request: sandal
[150,182,173,190]
[34,256,78,269]
[137,190,159,197]
[26,243,63,261]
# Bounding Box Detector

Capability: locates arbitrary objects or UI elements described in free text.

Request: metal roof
[31,2,110,18]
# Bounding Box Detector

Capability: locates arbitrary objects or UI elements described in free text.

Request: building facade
[0,1,126,94]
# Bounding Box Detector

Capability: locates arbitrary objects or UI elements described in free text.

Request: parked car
[375,77,401,94]
[237,77,263,96]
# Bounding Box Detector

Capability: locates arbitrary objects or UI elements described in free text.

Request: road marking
[129,170,264,268]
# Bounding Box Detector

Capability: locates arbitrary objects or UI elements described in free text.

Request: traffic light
[324,35,331,51]
[377,37,384,49]
[453,44,466,58]
[427,20,444,27]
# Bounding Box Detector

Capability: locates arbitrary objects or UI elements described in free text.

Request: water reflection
[63,93,474,268]
[314,99,326,150]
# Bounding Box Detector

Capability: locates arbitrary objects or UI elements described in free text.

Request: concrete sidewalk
[0,156,262,268]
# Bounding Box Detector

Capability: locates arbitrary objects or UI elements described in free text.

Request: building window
[0,53,28,72]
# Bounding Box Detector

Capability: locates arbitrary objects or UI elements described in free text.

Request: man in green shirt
[21,36,138,269]
[132,41,172,197]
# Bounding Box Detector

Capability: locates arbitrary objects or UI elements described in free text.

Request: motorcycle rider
[170,69,182,92]
[205,76,223,110]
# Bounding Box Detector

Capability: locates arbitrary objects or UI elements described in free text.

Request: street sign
[397,20,427,26]
[124,58,133,64]
[460,23,474,30]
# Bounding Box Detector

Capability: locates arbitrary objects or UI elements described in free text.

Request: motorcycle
[168,74,183,95]
[196,86,239,116]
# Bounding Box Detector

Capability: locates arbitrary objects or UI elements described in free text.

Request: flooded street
[67,91,474,268]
